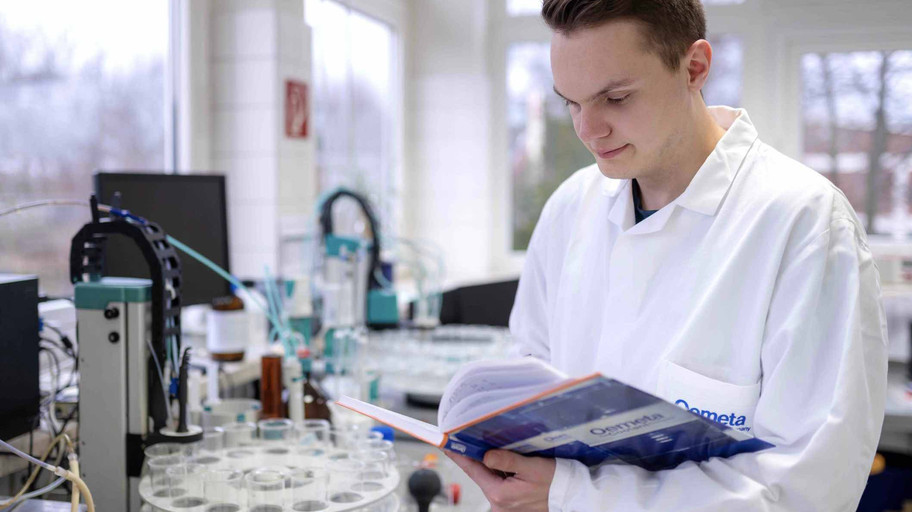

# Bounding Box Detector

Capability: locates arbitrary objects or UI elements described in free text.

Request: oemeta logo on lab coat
[674,399,750,432]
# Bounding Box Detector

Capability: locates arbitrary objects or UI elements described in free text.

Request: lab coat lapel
[553,177,614,376]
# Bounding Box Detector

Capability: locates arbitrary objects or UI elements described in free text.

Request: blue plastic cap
[372,425,395,442]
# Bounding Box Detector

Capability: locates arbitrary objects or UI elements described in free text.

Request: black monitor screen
[95,172,231,306]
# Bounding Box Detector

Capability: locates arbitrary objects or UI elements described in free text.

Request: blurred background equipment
[0,274,40,440]
[95,172,231,306]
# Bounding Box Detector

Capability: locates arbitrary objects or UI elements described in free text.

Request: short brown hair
[542,0,706,71]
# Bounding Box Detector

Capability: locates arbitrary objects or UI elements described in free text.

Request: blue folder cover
[439,375,774,471]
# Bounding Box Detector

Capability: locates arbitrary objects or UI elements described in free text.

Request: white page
[441,378,572,431]
[437,357,566,427]
[337,395,445,446]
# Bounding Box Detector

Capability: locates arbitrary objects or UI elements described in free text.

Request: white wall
[404,0,515,287]
[182,0,317,280]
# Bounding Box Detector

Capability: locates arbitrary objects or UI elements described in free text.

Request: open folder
[337,357,773,471]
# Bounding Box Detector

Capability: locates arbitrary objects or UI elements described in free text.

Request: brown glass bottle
[301,357,332,422]
[261,354,285,419]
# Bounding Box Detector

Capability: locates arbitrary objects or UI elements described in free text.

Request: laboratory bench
[6,334,912,511]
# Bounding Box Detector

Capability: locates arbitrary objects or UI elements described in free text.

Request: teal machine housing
[70,198,191,512]
[324,233,398,327]
[318,189,399,330]
[75,277,153,512]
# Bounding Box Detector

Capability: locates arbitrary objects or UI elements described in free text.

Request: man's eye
[607,95,630,105]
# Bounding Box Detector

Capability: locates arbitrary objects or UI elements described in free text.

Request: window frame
[307,0,407,239]
[0,0,174,297]
[489,0,553,274]
[780,29,912,161]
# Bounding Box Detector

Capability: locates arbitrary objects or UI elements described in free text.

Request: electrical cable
[147,337,174,424]
[42,410,63,456]
[54,408,79,453]
[4,477,66,506]
[27,427,34,488]
[38,346,61,395]
[0,200,91,219]
[69,456,81,510]
[37,346,64,441]
[0,435,91,512]
[41,325,78,388]
[0,438,55,473]
[0,434,76,500]
[40,322,75,354]
[63,470,93,512]
[39,335,69,357]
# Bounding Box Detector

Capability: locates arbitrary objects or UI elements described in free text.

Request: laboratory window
[305,0,400,237]
[506,0,543,17]
[801,50,912,236]
[0,0,169,297]
[703,34,744,108]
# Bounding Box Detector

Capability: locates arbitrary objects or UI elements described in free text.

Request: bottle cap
[371,425,395,441]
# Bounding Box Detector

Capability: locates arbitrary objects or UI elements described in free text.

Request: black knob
[108,332,120,343]
[408,468,442,512]
[104,307,120,319]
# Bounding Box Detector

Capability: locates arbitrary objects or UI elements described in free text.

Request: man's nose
[575,107,611,144]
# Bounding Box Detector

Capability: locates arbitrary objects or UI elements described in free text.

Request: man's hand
[446,449,556,512]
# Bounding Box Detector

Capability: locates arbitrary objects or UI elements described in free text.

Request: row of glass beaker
[154,462,379,511]
[143,419,396,510]
[146,419,389,453]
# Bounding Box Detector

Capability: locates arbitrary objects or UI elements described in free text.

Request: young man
[447,1,888,510]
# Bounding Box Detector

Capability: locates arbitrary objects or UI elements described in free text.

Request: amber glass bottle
[300,354,332,422]
[260,354,285,419]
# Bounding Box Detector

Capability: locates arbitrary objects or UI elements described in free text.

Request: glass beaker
[245,467,287,511]
[203,468,244,512]
[223,421,257,447]
[289,467,329,512]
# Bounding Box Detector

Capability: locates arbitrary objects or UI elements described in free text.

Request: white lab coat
[509,107,888,511]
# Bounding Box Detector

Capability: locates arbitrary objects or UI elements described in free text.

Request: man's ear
[684,39,713,92]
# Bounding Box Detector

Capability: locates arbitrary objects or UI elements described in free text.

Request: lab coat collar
[602,107,759,228]
[606,179,634,228]
[674,107,758,216]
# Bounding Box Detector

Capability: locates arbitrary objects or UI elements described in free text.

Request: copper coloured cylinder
[260,354,284,419]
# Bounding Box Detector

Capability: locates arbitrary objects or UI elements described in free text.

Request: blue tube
[165,235,283,335]
[104,208,287,343]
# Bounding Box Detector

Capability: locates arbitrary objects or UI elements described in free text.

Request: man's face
[551,20,692,180]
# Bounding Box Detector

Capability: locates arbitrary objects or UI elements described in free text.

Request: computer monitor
[95,172,231,306]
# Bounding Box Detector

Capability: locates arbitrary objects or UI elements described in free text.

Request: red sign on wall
[285,80,308,138]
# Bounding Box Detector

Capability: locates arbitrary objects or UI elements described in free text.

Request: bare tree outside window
[508,42,592,250]
[0,2,168,297]
[802,51,912,236]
